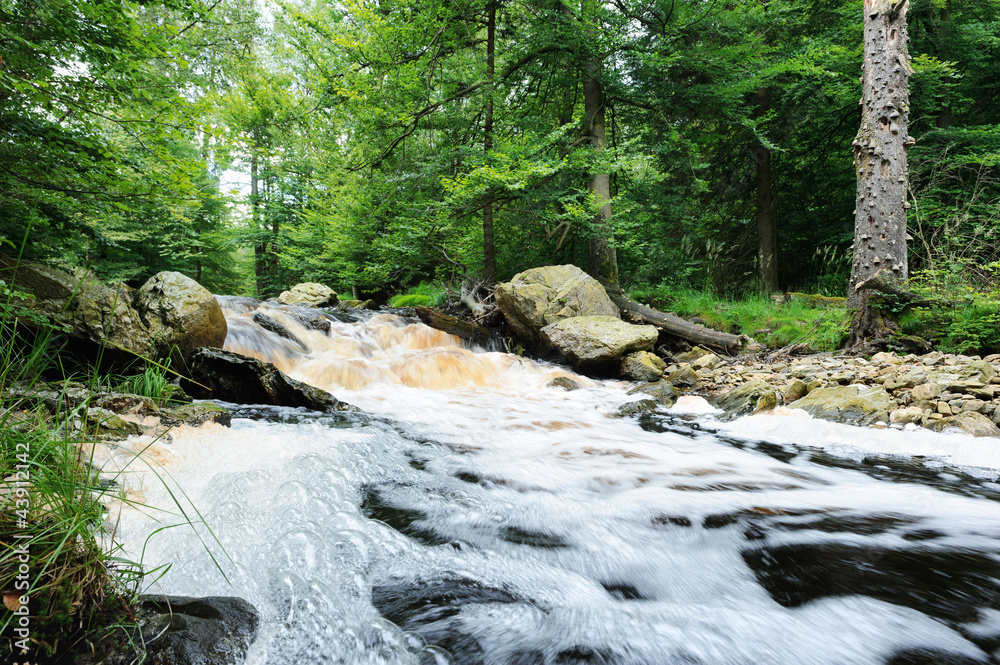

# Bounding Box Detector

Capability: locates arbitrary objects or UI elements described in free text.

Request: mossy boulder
[496,265,619,347]
[620,351,667,381]
[926,411,1000,438]
[714,380,777,421]
[539,316,657,369]
[793,384,892,426]
[277,282,339,308]
[135,271,227,363]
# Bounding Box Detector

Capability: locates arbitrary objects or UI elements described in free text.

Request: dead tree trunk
[848,0,912,344]
[603,285,752,355]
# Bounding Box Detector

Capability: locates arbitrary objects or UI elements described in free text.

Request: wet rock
[547,376,584,391]
[691,352,720,370]
[338,299,377,310]
[617,398,658,417]
[628,380,679,408]
[784,379,808,403]
[137,595,258,665]
[251,311,304,346]
[926,412,1000,438]
[160,402,232,427]
[545,376,583,391]
[84,407,141,439]
[911,383,942,401]
[619,351,666,381]
[714,380,777,421]
[496,265,618,347]
[277,282,338,307]
[792,385,892,426]
[135,271,228,363]
[539,316,657,370]
[181,348,358,412]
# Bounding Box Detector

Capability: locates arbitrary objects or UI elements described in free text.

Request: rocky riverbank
[633,346,1000,438]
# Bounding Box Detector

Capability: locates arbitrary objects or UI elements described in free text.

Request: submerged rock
[137,595,258,665]
[496,264,619,346]
[181,348,358,412]
[714,380,777,421]
[539,316,657,369]
[792,385,892,426]
[627,379,679,408]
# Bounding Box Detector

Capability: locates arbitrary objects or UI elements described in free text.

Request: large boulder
[792,384,892,426]
[181,348,358,412]
[540,316,657,369]
[135,271,227,364]
[277,282,339,308]
[0,254,152,356]
[496,265,618,346]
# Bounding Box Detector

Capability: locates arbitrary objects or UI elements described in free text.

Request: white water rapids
[106,299,1000,665]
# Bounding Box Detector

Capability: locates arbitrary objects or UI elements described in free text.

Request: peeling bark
[848,0,912,344]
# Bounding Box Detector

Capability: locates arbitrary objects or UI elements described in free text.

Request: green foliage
[389,281,447,308]
[116,362,177,404]
[630,284,850,351]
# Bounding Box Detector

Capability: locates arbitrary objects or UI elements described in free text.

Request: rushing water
[109,299,1000,665]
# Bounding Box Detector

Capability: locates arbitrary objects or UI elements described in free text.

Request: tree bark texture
[482,1,498,283]
[754,87,778,292]
[603,285,751,354]
[415,306,501,349]
[581,0,618,288]
[848,0,912,344]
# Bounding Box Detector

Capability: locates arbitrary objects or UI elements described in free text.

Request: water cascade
[111,298,1000,665]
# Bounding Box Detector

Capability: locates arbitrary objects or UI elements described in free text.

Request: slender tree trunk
[251,149,266,298]
[936,0,952,129]
[580,0,617,288]
[754,87,778,292]
[848,0,912,344]
[482,1,497,283]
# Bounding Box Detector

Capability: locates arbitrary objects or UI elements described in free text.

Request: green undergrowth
[893,271,1000,356]
[389,281,447,308]
[0,272,224,663]
[628,285,851,352]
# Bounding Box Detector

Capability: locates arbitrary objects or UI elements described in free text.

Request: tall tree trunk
[482,1,497,283]
[581,0,617,288]
[754,87,778,292]
[848,0,912,344]
[936,0,952,129]
[251,149,266,298]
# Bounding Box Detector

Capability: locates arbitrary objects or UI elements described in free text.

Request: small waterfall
[108,299,1000,665]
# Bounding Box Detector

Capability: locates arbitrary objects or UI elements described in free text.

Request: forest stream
[107,299,1000,665]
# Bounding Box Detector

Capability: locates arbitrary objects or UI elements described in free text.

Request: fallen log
[416,306,502,349]
[602,285,753,355]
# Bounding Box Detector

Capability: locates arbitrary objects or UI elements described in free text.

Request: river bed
[111,303,1000,665]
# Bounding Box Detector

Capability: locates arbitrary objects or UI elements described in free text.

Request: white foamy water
[107,301,1000,665]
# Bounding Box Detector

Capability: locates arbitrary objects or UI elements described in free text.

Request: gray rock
[714,380,777,421]
[160,402,232,427]
[890,406,924,425]
[496,265,618,346]
[668,366,701,388]
[135,271,228,364]
[617,399,658,417]
[793,385,892,426]
[620,351,667,381]
[911,382,942,401]
[884,369,927,392]
[547,376,584,391]
[540,316,657,369]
